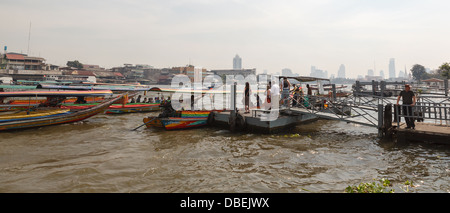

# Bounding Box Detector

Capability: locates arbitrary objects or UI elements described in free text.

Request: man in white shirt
[270,79,280,110]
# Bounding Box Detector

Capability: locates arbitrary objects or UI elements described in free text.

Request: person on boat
[148,97,154,103]
[143,97,147,103]
[136,95,142,103]
[280,77,291,108]
[74,96,87,104]
[306,84,312,96]
[158,97,176,118]
[396,84,416,130]
[191,95,195,110]
[304,84,312,108]
[244,82,250,114]
[0,88,4,104]
[293,84,301,107]
[265,82,271,110]
[40,96,64,107]
[130,97,136,103]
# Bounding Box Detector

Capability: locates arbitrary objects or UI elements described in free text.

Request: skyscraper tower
[337,64,346,78]
[389,58,396,79]
[233,54,242,70]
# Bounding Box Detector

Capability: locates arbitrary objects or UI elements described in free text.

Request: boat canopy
[149,87,228,94]
[0,90,114,97]
[37,84,150,91]
[278,76,330,82]
[0,85,37,90]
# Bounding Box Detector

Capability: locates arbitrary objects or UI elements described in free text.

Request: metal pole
[378,104,384,138]
[331,84,336,102]
[231,83,237,113]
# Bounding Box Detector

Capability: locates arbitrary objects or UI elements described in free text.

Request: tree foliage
[439,62,450,79]
[66,60,83,69]
[410,64,428,83]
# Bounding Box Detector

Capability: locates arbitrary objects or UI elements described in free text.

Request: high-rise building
[367,69,374,76]
[282,68,294,76]
[310,66,328,79]
[233,54,242,70]
[379,70,385,79]
[389,58,396,79]
[337,64,346,79]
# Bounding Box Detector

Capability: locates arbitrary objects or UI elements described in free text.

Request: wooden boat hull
[7,97,104,105]
[0,104,39,112]
[61,103,160,114]
[0,109,71,123]
[143,111,212,130]
[104,103,160,114]
[0,95,122,131]
[161,117,208,130]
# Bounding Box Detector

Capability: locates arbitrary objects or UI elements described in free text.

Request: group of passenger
[243,77,313,112]
[128,95,162,104]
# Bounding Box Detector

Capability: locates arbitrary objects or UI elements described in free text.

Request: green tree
[438,62,450,79]
[410,64,428,83]
[66,60,83,69]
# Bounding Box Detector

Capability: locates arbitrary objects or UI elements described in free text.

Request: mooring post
[383,104,393,138]
[380,81,386,97]
[378,104,384,138]
[445,79,449,97]
[355,81,361,96]
[229,83,238,132]
[372,80,377,96]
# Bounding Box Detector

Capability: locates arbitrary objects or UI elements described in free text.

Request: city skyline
[1,0,449,78]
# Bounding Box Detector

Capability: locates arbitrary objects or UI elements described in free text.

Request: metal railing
[288,94,380,127]
[394,103,450,127]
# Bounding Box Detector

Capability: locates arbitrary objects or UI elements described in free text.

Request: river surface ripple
[0,113,448,193]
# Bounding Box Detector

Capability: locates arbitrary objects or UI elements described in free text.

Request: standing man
[270,79,280,110]
[396,84,416,129]
[280,77,291,108]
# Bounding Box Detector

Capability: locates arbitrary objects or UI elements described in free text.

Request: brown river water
[0,112,448,193]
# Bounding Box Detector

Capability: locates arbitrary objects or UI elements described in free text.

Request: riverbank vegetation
[345,178,415,193]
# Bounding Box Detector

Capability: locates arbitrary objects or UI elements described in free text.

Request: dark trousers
[402,104,415,128]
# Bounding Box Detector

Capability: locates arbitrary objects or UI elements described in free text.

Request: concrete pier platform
[394,122,450,144]
[211,109,319,134]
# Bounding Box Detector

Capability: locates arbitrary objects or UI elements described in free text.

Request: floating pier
[212,78,450,144]
[211,109,319,134]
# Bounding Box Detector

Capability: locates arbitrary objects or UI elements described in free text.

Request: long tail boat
[141,98,217,130]
[143,110,212,130]
[0,90,120,131]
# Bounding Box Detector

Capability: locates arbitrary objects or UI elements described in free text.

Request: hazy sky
[1,0,449,78]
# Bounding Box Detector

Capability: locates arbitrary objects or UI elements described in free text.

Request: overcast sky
[1,0,449,78]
